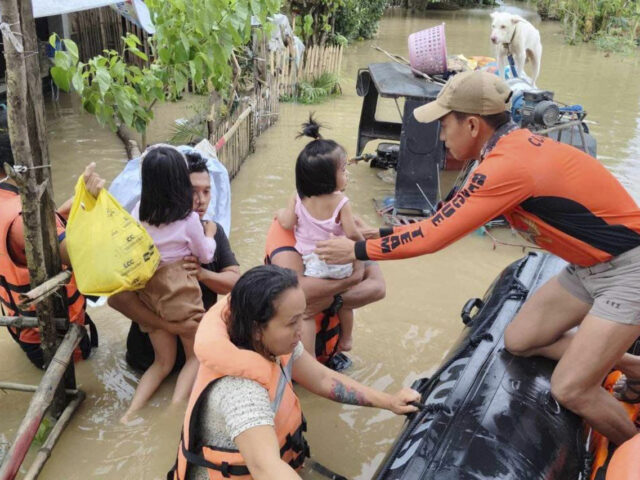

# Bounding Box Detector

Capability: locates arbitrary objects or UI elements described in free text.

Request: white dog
[490,12,542,86]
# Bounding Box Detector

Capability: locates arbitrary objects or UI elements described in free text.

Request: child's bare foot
[337,337,352,352]
[119,412,143,426]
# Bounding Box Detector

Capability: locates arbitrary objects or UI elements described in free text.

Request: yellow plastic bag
[66,176,159,296]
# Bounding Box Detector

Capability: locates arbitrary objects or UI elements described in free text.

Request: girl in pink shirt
[277,117,364,353]
[122,145,216,423]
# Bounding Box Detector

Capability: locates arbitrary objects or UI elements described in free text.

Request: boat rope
[410,401,452,415]
[468,332,494,348]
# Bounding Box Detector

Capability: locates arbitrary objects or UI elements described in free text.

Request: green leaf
[130,47,149,62]
[174,69,187,93]
[63,39,79,63]
[158,47,171,63]
[95,66,112,96]
[50,66,71,91]
[113,87,135,126]
[111,60,126,80]
[180,31,191,54]
[71,69,84,94]
[174,43,188,63]
[54,50,71,70]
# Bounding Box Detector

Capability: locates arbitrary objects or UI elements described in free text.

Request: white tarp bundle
[109,140,232,236]
[28,0,120,18]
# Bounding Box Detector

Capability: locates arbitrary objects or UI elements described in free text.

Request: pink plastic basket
[408,23,448,76]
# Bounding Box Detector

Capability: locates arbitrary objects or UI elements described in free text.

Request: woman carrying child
[121,144,216,423]
[277,116,363,353]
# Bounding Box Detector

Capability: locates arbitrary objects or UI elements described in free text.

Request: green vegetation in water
[335,0,390,41]
[387,0,497,10]
[287,0,388,46]
[536,0,640,52]
[169,102,210,145]
[281,73,342,104]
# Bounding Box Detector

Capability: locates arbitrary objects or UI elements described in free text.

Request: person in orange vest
[169,264,419,480]
[0,110,99,368]
[264,218,385,368]
[315,71,640,446]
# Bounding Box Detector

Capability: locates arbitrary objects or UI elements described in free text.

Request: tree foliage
[50,0,281,139]
[537,0,640,48]
[334,0,389,41]
[287,0,388,46]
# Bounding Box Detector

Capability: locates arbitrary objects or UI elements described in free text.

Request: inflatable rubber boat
[374,252,587,480]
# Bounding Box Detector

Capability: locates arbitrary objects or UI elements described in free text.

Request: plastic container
[408,23,448,75]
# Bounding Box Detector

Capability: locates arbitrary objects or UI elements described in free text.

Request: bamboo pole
[23,390,86,480]
[0,324,83,480]
[18,270,72,307]
[0,316,68,330]
[0,382,78,396]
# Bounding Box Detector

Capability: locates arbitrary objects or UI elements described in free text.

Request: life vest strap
[180,439,250,478]
[264,246,298,265]
[279,418,309,458]
[0,277,30,293]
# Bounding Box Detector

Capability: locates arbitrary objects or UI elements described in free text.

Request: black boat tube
[374,252,585,480]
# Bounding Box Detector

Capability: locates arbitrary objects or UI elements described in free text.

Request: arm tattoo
[329,379,372,406]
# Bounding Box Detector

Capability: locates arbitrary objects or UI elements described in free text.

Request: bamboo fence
[211,100,254,180]
[271,44,344,98]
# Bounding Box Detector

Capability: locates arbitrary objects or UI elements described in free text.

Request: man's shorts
[558,245,640,325]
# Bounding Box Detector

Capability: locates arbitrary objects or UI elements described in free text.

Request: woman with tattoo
[169,265,419,480]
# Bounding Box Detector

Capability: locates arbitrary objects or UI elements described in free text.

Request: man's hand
[166,318,199,337]
[83,162,105,197]
[183,255,204,280]
[315,236,357,264]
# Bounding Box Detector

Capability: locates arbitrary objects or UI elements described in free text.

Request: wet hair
[226,265,299,355]
[0,108,14,168]
[185,150,209,174]
[452,110,512,130]
[295,114,346,198]
[138,145,193,226]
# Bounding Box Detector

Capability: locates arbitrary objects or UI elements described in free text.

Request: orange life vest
[0,183,94,362]
[264,219,341,365]
[605,433,640,480]
[170,298,308,480]
[590,372,640,480]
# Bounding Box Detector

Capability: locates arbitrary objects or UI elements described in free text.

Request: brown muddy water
[2,2,640,479]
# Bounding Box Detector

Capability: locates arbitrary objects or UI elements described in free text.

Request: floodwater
[2,2,640,479]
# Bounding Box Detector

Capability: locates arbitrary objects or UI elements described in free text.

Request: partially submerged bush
[536,0,640,51]
[281,72,342,104]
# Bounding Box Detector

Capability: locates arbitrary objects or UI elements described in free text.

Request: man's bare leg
[505,276,640,377]
[549,314,640,445]
[504,276,591,356]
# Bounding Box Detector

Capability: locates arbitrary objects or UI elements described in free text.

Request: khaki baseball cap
[414,71,512,123]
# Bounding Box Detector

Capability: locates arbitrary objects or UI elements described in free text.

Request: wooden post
[1,0,74,418]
